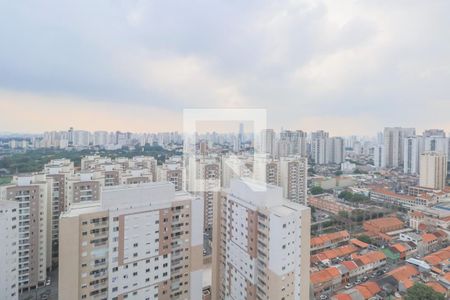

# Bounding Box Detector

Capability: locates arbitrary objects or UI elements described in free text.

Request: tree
[310,186,324,195]
[357,235,372,244]
[352,194,369,202]
[338,191,353,201]
[405,283,445,300]
[338,211,349,219]
[335,170,343,176]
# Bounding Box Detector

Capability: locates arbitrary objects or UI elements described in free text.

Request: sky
[1,0,449,136]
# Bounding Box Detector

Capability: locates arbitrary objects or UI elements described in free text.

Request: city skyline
[1,1,450,135]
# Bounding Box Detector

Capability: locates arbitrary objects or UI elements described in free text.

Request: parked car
[345,283,353,289]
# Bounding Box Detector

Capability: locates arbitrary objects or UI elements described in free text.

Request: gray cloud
[0,0,449,134]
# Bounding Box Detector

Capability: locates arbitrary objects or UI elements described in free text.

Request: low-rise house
[351,251,387,277]
[420,233,439,255]
[333,281,381,300]
[311,230,351,253]
[311,244,359,265]
[311,267,342,296]
[363,217,404,242]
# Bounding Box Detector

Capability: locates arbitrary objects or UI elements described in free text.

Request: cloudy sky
[1,0,449,136]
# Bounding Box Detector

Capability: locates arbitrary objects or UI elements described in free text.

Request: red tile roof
[422,233,438,243]
[311,267,341,285]
[355,281,381,299]
[388,264,419,282]
[426,281,447,294]
[350,238,369,249]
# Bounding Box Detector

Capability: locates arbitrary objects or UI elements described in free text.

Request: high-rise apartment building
[212,179,311,300]
[187,156,221,232]
[419,152,448,190]
[157,162,184,191]
[423,136,449,158]
[0,175,51,292]
[423,129,446,138]
[43,159,75,266]
[260,129,275,156]
[403,136,423,175]
[383,127,415,168]
[253,155,280,186]
[59,182,203,300]
[373,145,384,169]
[277,130,308,157]
[280,156,308,205]
[65,171,105,207]
[325,137,344,164]
[0,200,19,300]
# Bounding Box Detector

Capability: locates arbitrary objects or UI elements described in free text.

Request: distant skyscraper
[280,156,308,205]
[403,136,422,175]
[311,130,329,164]
[260,129,275,156]
[373,145,384,169]
[326,137,345,164]
[58,183,204,300]
[278,130,308,157]
[383,127,416,168]
[419,152,448,190]
[423,129,446,138]
[212,179,311,300]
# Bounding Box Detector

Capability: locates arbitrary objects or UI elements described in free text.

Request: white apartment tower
[311,130,329,164]
[419,152,448,190]
[212,179,311,300]
[0,175,51,292]
[59,182,204,300]
[0,200,19,300]
[280,156,308,205]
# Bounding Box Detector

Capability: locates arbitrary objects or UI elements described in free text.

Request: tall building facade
[0,175,51,292]
[59,182,203,300]
[212,179,311,300]
[253,155,280,186]
[280,156,308,205]
[43,159,75,266]
[0,200,19,300]
[419,152,448,190]
[157,162,184,191]
[383,127,415,168]
[260,129,275,156]
[187,157,221,232]
[373,145,384,169]
[326,137,344,164]
[403,136,422,175]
